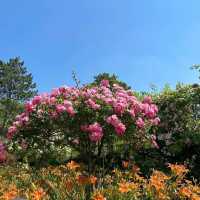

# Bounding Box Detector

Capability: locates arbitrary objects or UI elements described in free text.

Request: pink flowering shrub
[7,80,160,166]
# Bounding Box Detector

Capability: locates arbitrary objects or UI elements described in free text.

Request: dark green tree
[92,73,131,90]
[0,57,37,132]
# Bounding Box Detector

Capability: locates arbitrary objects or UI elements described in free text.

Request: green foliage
[138,84,200,179]
[0,57,37,101]
[92,73,131,90]
[0,57,37,131]
[0,99,23,133]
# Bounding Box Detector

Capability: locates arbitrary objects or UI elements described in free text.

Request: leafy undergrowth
[0,161,200,200]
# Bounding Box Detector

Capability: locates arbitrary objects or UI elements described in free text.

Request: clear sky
[0,0,200,92]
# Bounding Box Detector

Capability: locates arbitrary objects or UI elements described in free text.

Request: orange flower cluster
[76,175,97,185]
[150,170,169,191]
[118,182,138,193]
[66,160,80,170]
[0,161,200,200]
[168,163,188,176]
[31,188,46,200]
[92,192,106,200]
[1,185,18,200]
[179,186,200,200]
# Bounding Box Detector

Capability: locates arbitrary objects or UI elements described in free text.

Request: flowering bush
[0,161,199,200]
[6,80,159,167]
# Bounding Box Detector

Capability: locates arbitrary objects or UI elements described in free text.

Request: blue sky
[0,0,200,92]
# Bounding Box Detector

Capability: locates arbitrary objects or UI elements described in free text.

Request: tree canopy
[0,57,37,131]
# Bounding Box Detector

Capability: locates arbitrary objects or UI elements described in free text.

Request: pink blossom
[81,91,90,99]
[59,86,67,94]
[151,104,158,113]
[50,88,60,97]
[82,122,104,142]
[32,95,42,105]
[136,117,145,128]
[113,102,127,115]
[141,103,149,112]
[115,122,126,136]
[146,108,156,119]
[89,131,103,142]
[116,91,128,99]
[8,126,17,134]
[128,96,137,104]
[100,79,110,87]
[25,102,35,113]
[141,104,157,119]
[66,106,76,116]
[101,87,112,97]
[151,117,160,126]
[143,96,152,104]
[106,115,126,136]
[72,138,80,145]
[63,100,72,107]
[129,109,135,118]
[151,135,159,149]
[127,90,133,96]
[87,88,98,96]
[103,97,113,105]
[132,102,142,114]
[6,126,17,139]
[50,97,57,105]
[50,112,58,119]
[22,116,29,124]
[88,123,103,133]
[15,113,27,124]
[15,114,24,121]
[152,140,159,149]
[56,104,66,113]
[106,115,120,127]
[86,99,100,110]
[13,120,22,127]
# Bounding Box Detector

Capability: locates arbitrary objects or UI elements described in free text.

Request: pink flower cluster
[85,99,100,110]
[7,87,78,139]
[141,103,158,119]
[106,115,126,136]
[81,123,103,142]
[56,100,75,116]
[7,80,160,144]
[100,79,110,87]
[6,113,29,139]
[136,117,145,129]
